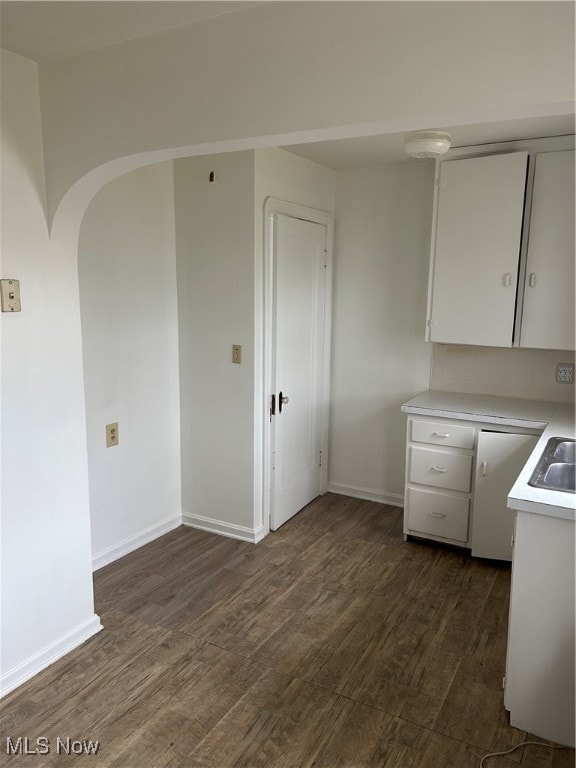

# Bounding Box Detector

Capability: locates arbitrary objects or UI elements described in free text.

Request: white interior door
[271,213,327,530]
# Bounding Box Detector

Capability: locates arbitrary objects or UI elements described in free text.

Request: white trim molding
[327,483,404,508]
[183,512,266,544]
[92,514,182,571]
[0,614,103,698]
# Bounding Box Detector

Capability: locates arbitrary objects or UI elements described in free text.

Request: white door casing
[263,200,333,533]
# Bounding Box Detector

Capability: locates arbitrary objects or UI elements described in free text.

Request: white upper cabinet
[519,150,575,351]
[429,152,528,347]
[426,141,575,351]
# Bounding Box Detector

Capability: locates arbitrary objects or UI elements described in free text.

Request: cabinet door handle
[481,461,488,476]
[433,431,450,438]
[503,272,512,287]
[430,512,446,519]
[431,466,448,473]
[528,272,537,288]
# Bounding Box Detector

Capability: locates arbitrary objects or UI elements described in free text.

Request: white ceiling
[282,114,576,170]
[0,1,265,61]
[1,1,573,169]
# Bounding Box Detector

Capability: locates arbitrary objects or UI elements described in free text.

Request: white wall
[328,163,435,504]
[431,345,576,403]
[0,50,100,695]
[173,148,334,540]
[78,163,182,569]
[174,151,257,538]
[39,1,574,219]
[255,149,336,216]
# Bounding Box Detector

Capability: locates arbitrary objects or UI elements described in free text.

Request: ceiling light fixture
[403,130,452,159]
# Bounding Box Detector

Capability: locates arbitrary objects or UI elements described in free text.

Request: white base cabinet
[471,431,538,560]
[505,511,575,747]
[404,417,474,546]
[404,415,541,558]
[406,488,470,543]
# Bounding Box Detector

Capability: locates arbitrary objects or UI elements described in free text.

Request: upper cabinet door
[519,150,575,351]
[429,152,528,346]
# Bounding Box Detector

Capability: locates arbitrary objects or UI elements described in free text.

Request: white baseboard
[327,483,404,507]
[0,614,103,698]
[92,514,182,571]
[183,512,265,544]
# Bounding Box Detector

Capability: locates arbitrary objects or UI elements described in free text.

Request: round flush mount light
[403,130,452,159]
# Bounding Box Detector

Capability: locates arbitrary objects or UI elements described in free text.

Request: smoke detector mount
[403,130,452,159]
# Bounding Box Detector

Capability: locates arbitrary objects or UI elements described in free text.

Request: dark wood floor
[1,494,573,767]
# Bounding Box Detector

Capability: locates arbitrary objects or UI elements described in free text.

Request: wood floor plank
[313,596,463,728]
[94,532,249,615]
[0,611,167,725]
[2,493,573,768]
[288,496,406,549]
[289,531,404,593]
[311,702,521,768]
[178,562,325,654]
[128,562,251,631]
[373,716,519,768]
[521,738,576,768]
[182,670,347,768]
[250,585,373,680]
[308,697,396,767]
[79,641,262,767]
[434,567,527,758]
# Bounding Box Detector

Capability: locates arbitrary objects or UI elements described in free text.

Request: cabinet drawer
[407,488,469,543]
[409,446,472,492]
[411,420,475,449]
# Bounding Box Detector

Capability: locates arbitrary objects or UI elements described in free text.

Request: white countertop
[402,391,575,522]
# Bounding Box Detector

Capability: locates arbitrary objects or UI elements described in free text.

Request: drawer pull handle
[433,431,450,438]
[431,466,448,473]
[430,512,446,519]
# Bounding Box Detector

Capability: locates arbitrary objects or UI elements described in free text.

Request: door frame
[261,197,333,536]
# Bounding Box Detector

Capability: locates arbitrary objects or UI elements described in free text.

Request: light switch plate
[0,279,21,312]
[232,345,242,364]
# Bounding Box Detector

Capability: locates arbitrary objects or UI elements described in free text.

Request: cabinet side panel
[505,512,575,747]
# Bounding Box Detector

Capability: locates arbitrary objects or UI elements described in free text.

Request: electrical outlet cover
[106,422,119,447]
[556,363,575,384]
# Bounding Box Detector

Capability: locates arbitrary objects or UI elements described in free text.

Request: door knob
[279,392,289,413]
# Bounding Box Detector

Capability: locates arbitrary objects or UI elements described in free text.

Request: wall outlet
[556,363,574,384]
[106,422,119,447]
